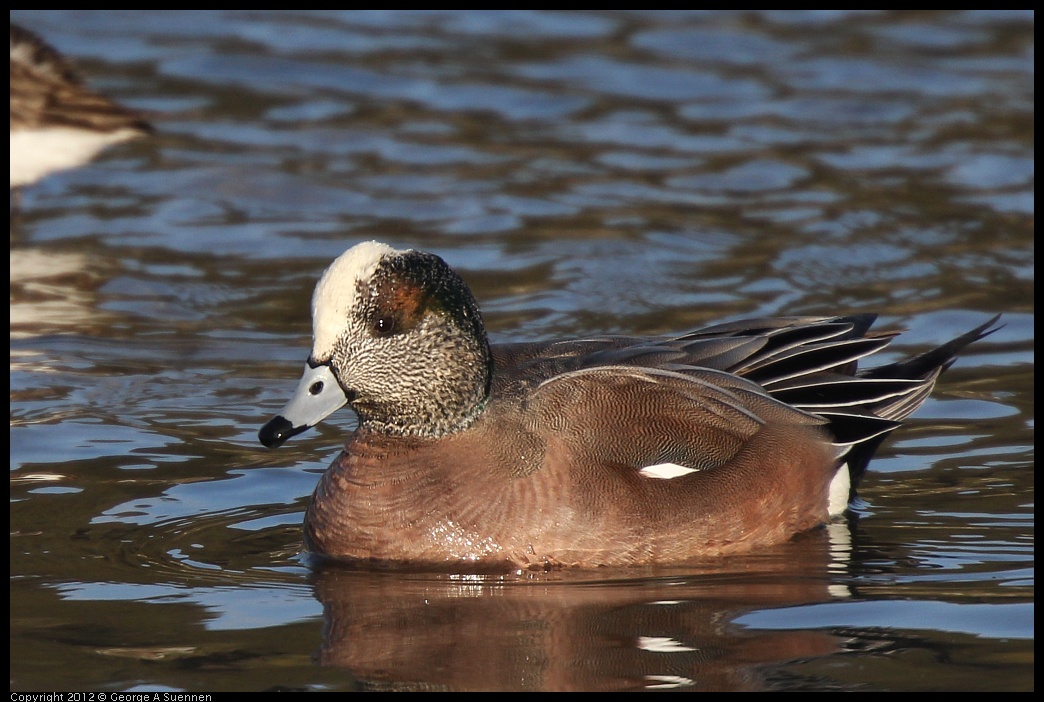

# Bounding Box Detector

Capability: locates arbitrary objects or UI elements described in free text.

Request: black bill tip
[259,415,310,449]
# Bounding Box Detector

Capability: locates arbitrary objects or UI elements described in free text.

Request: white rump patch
[639,462,698,480]
[828,584,853,598]
[827,520,853,579]
[644,674,696,689]
[637,636,696,653]
[311,241,404,358]
[828,462,851,516]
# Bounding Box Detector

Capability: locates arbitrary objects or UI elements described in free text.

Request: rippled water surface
[10,10,1033,692]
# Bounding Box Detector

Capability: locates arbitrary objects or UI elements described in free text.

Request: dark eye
[373,316,397,337]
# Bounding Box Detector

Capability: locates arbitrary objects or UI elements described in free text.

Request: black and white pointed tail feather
[743,335,898,385]
[767,376,927,409]
[680,313,877,340]
[789,314,1001,503]
[816,411,901,449]
[860,314,1002,382]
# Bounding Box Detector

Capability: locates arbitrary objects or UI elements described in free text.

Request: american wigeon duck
[9,23,152,190]
[260,241,999,570]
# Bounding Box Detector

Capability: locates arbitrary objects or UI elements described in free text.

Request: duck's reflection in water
[310,526,859,691]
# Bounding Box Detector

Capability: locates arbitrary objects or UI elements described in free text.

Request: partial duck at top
[10,23,152,192]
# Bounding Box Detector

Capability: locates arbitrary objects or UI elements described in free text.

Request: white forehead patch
[311,241,405,359]
[638,462,699,480]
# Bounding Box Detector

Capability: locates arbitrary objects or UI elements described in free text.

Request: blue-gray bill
[259,362,348,448]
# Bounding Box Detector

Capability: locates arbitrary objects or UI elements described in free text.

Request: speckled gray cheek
[330,302,425,410]
[357,279,384,335]
[328,301,382,395]
[307,247,495,438]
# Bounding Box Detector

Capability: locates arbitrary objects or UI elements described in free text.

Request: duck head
[259,241,492,448]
